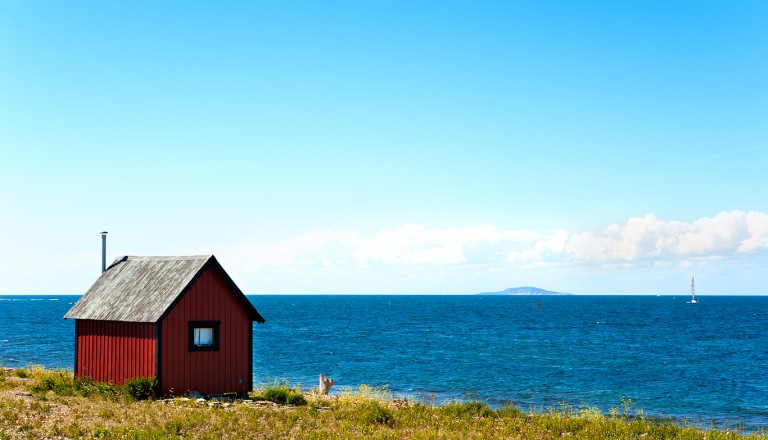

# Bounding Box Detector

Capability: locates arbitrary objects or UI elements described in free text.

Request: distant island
[477,287,572,296]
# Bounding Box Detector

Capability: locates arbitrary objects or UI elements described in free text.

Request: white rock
[319,374,336,395]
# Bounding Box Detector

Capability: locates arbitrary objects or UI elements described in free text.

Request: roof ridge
[130,254,211,258]
[121,255,213,261]
[104,255,211,271]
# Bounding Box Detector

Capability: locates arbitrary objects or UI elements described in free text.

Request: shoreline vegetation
[1,367,765,439]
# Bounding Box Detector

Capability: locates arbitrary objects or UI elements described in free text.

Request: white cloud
[3,210,767,295]
[565,210,768,263]
[739,211,768,253]
[219,210,768,271]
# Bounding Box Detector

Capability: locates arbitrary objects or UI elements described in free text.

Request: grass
[0,367,765,439]
[25,366,156,401]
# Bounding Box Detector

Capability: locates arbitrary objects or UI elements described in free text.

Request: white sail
[688,276,699,304]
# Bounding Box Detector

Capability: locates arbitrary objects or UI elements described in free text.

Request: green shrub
[286,391,307,406]
[32,371,76,395]
[124,377,157,400]
[14,369,28,378]
[31,371,121,398]
[496,403,526,418]
[259,386,306,406]
[360,401,394,426]
[439,401,494,418]
[79,378,121,398]
[262,387,289,403]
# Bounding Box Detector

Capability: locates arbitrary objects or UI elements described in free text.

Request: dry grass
[0,367,765,439]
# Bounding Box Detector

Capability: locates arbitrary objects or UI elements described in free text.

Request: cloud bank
[231,210,768,270]
[3,210,766,294]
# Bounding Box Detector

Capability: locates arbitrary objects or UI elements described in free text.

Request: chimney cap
[100,231,108,235]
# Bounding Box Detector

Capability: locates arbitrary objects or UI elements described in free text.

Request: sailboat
[688,277,699,304]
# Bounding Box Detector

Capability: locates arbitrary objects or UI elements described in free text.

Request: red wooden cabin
[64,255,265,395]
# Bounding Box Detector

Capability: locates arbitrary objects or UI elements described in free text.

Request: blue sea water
[1,294,767,431]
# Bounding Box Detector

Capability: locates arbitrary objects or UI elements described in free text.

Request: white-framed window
[189,321,220,352]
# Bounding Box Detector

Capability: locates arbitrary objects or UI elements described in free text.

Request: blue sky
[1,1,767,294]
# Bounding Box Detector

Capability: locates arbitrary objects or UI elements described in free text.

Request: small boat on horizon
[688,277,699,304]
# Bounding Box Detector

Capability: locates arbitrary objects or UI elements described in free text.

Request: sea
[1,294,766,432]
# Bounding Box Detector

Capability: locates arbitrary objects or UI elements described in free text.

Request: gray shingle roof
[64,255,264,323]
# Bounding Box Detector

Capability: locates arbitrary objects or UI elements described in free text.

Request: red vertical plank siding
[160,266,252,395]
[75,320,156,384]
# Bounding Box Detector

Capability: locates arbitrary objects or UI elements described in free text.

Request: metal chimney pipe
[100,231,108,272]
